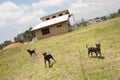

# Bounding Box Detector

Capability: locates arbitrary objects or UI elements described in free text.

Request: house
[32,9,71,40]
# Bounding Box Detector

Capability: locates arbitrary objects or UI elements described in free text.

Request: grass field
[0,17,120,80]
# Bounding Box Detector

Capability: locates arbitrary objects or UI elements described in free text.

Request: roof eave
[32,20,68,31]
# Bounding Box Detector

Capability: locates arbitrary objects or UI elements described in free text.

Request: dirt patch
[2,42,23,51]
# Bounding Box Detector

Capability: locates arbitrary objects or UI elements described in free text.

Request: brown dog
[27,49,36,56]
[86,43,101,57]
[42,52,56,68]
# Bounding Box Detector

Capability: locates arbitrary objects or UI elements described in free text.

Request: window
[68,23,70,26]
[65,12,69,14]
[57,25,62,28]
[46,18,50,20]
[52,16,56,18]
[59,14,63,16]
[42,28,50,35]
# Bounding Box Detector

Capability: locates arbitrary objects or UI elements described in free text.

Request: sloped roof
[32,14,69,31]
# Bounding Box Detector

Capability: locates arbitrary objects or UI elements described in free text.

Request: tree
[22,27,35,42]
[0,40,13,50]
[110,13,118,18]
[0,43,3,50]
[101,16,107,21]
[3,40,13,46]
[81,18,87,27]
[14,27,35,43]
[14,34,23,43]
[118,8,120,14]
[94,17,100,20]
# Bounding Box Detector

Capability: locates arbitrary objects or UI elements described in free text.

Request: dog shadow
[90,56,105,59]
[98,56,105,59]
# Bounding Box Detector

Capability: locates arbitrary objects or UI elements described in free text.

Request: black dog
[27,49,36,56]
[86,43,101,57]
[42,52,56,68]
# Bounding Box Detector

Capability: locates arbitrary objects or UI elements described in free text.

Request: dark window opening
[46,18,50,20]
[52,16,56,18]
[42,28,50,35]
[65,12,69,14]
[57,25,62,28]
[59,14,63,16]
[68,23,70,26]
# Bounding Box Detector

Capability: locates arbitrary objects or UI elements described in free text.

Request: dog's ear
[96,43,99,46]
[95,43,97,46]
[96,43,101,47]
[98,43,101,46]
[27,49,29,52]
[42,52,47,56]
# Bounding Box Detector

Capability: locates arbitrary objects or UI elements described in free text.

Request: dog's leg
[30,53,32,57]
[51,56,56,62]
[91,52,93,56]
[48,60,51,68]
[99,51,101,56]
[88,51,90,57]
[95,52,98,57]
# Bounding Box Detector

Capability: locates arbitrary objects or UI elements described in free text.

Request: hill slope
[0,17,120,80]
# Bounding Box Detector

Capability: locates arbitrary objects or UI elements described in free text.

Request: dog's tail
[86,44,89,49]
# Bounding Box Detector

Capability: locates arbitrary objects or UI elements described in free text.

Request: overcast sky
[0,0,120,43]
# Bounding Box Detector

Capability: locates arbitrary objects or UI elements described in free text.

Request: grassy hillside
[0,17,120,80]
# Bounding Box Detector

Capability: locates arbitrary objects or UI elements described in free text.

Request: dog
[27,49,36,56]
[86,43,101,57]
[42,52,56,68]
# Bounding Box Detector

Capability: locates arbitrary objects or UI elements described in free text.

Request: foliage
[100,16,107,21]
[0,40,13,50]
[110,13,118,18]
[118,8,120,14]
[14,27,35,43]
[78,18,88,27]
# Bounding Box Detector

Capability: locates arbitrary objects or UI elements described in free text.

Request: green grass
[0,17,120,80]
